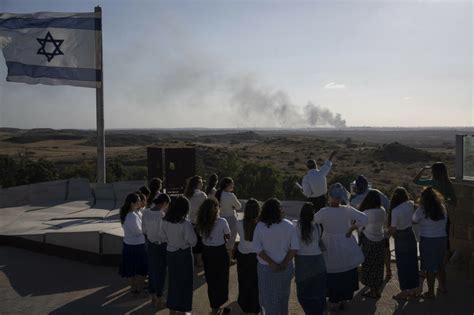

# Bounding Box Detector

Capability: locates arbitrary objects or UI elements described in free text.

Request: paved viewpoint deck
[1,179,473,314]
[1,246,473,315]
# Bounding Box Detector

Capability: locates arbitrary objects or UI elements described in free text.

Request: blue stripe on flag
[6,62,101,82]
[0,17,100,30]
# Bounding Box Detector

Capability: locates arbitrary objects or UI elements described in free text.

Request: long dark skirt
[295,254,327,315]
[166,247,194,312]
[394,228,419,290]
[146,239,167,296]
[420,236,447,273]
[236,249,260,313]
[360,233,385,289]
[202,244,230,309]
[327,268,359,303]
[119,243,148,278]
[258,263,294,315]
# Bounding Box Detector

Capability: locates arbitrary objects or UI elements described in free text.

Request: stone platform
[0,179,306,258]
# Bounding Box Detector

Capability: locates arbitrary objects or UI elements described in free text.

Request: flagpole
[95,6,105,183]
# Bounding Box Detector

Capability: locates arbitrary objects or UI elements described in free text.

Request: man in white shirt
[301,150,337,212]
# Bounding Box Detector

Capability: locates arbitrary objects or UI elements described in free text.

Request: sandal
[392,293,411,301]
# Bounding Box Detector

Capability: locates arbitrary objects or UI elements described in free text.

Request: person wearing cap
[314,183,368,311]
[350,175,392,279]
[301,150,337,213]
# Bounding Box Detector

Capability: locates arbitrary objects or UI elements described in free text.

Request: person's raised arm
[328,150,337,161]
[413,166,432,185]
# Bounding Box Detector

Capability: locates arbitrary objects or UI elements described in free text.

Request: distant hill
[373,142,434,163]
[3,129,92,144]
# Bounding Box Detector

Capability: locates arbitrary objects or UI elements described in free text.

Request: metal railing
[455,134,474,180]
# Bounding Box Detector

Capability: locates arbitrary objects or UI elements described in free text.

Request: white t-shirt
[302,161,332,198]
[219,191,242,217]
[412,207,447,238]
[122,211,145,245]
[236,219,257,254]
[201,217,231,246]
[391,200,415,230]
[160,219,197,252]
[141,208,166,244]
[360,208,386,242]
[188,190,207,224]
[295,221,322,256]
[252,219,300,265]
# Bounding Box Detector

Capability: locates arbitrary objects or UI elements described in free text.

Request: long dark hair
[243,198,260,241]
[196,198,219,239]
[420,187,446,221]
[205,173,219,195]
[184,175,202,199]
[260,198,283,228]
[431,162,456,204]
[148,178,162,207]
[388,187,411,227]
[120,193,139,224]
[164,196,190,223]
[139,186,150,198]
[359,190,382,211]
[215,177,233,202]
[299,203,315,245]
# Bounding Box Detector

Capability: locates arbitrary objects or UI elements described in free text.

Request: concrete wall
[451,180,474,285]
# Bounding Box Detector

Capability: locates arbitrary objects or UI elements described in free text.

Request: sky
[0,0,472,129]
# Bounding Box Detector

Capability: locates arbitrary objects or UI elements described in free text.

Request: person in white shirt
[350,175,392,279]
[160,196,197,314]
[314,183,367,311]
[196,198,232,315]
[253,198,299,315]
[357,190,387,298]
[141,193,170,307]
[388,187,419,301]
[236,198,261,315]
[215,177,242,257]
[412,187,448,299]
[295,203,327,315]
[184,175,207,267]
[301,150,337,212]
[119,193,148,296]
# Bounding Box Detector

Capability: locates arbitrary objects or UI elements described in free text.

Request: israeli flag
[0,12,101,88]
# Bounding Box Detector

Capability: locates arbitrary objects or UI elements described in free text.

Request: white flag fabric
[0,12,101,88]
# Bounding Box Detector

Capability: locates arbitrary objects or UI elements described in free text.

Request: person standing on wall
[301,150,337,213]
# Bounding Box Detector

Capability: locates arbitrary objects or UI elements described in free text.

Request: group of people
[118,151,457,315]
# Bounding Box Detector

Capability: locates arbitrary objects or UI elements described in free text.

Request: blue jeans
[146,239,167,296]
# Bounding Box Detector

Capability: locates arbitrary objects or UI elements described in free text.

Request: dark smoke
[229,78,347,128]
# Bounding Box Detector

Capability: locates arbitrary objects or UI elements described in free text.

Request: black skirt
[166,247,194,312]
[394,228,419,290]
[360,233,385,289]
[327,268,359,303]
[202,244,230,309]
[236,249,260,313]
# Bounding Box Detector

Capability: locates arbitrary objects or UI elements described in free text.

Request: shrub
[236,163,283,200]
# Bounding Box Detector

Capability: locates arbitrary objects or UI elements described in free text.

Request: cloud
[402,96,413,101]
[324,82,346,89]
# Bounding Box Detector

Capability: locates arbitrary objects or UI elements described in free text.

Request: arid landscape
[0,127,472,200]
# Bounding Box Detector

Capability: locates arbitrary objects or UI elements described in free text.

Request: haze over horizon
[0,0,472,129]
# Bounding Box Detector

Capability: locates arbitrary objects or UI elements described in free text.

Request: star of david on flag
[0,12,101,88]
